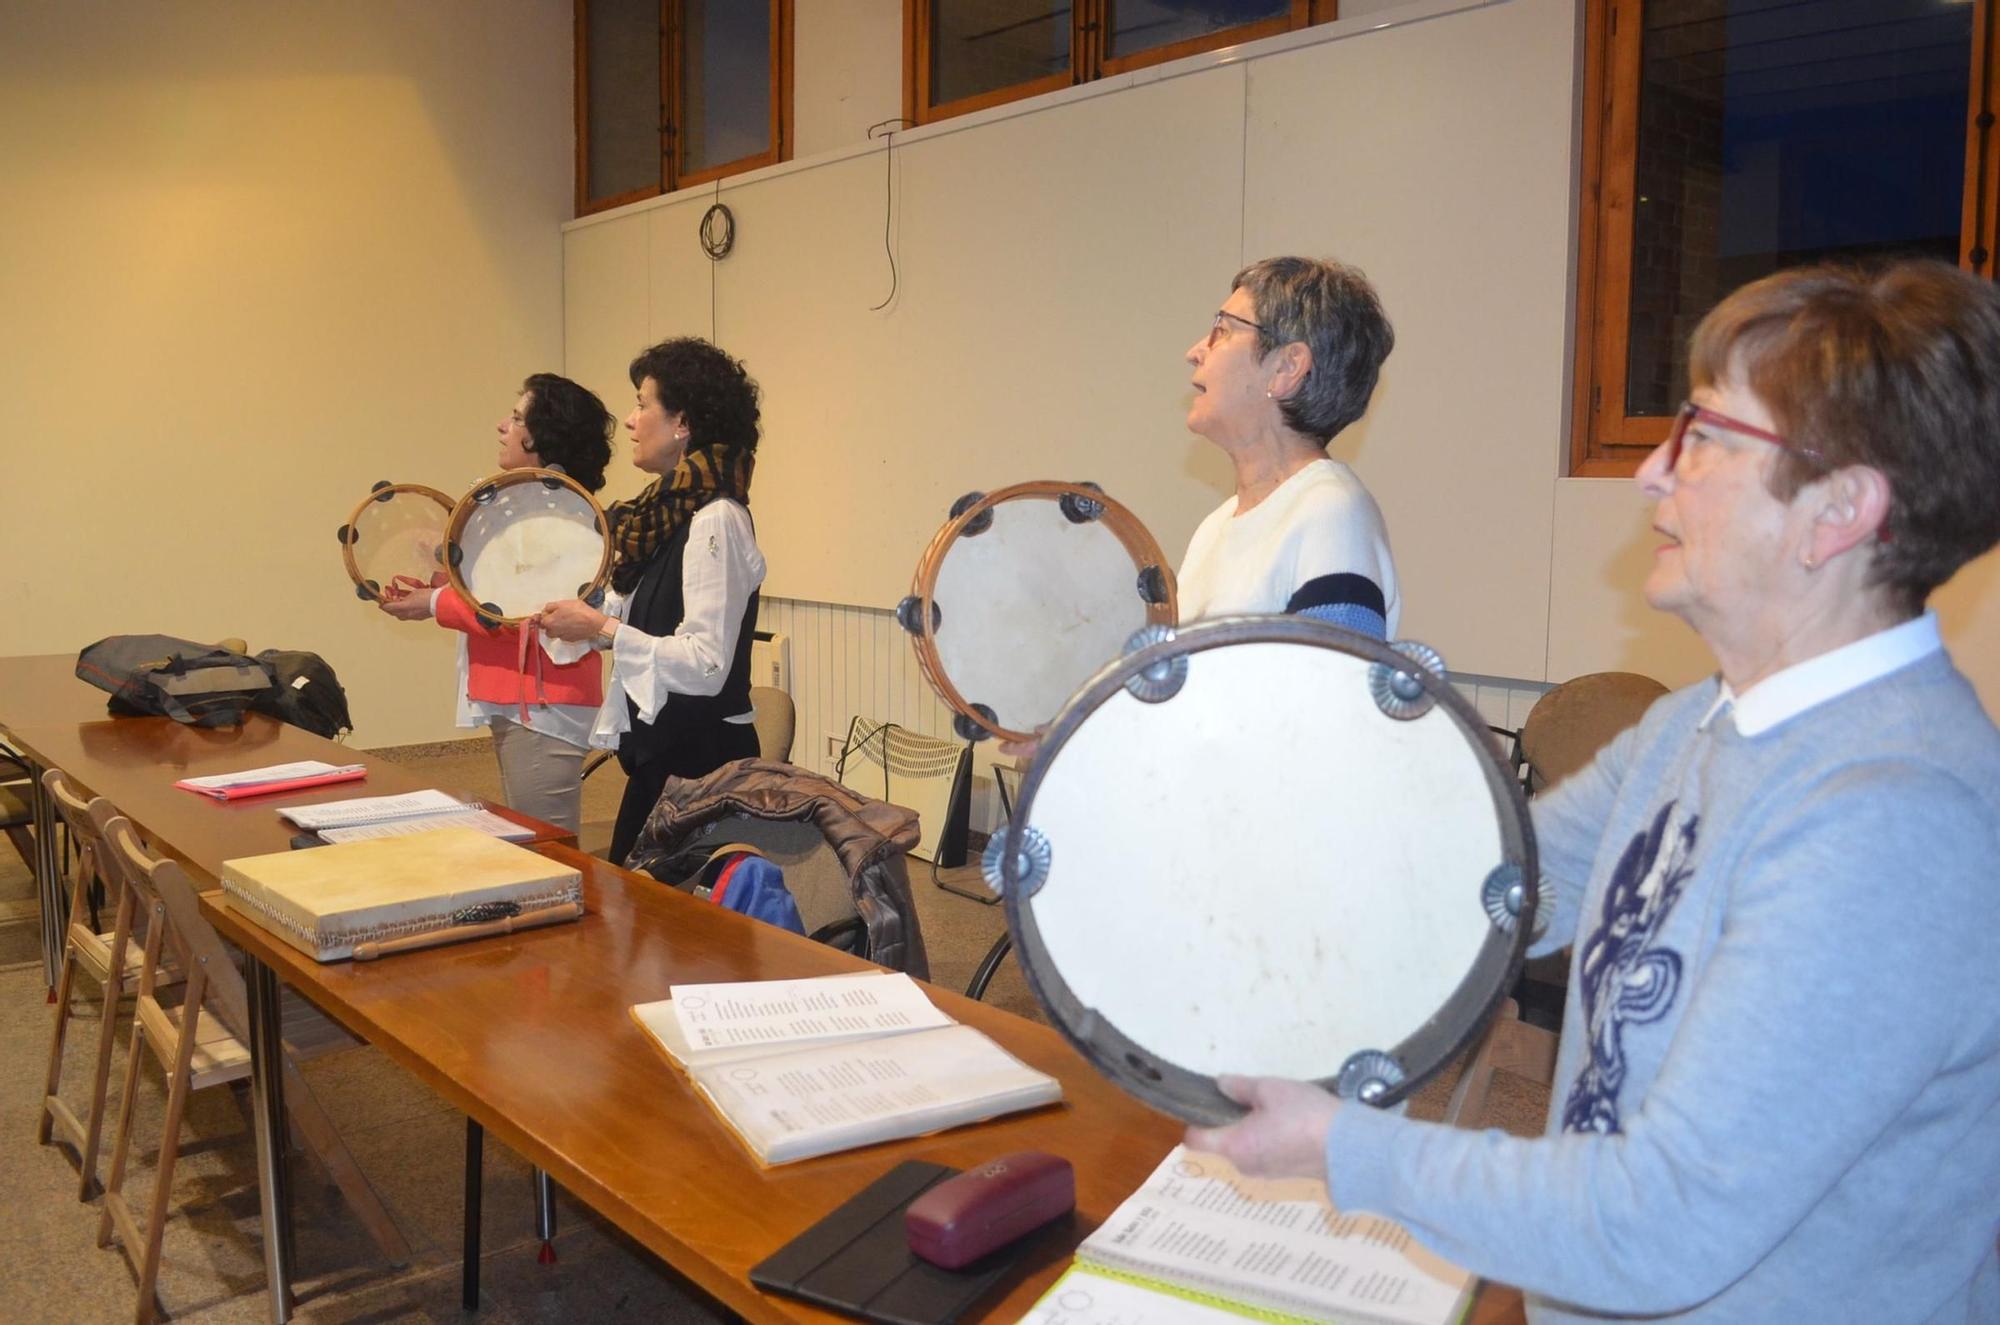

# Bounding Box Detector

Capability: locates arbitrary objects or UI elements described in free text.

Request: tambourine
[982,616,1536,1124]
[337,482,454,602]
[896,481,1176,744]
[442,467,611,627]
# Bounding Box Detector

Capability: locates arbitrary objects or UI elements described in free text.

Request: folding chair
[95,816,407,1323]
[36,775,158,1199]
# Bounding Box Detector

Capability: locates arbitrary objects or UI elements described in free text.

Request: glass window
[680,0,774,176]
[1625,0,1971,416]
[929,1,1073,110]
[584,0,662,205]
[1571,0,1997,473]
[1107,0,1293,63]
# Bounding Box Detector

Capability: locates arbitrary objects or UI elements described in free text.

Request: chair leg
[965,933,1014,1002]
[130,1035,202,1325]
[278,1056,410,1263]
[98,1014,150,1250]
[79,959,134,1199]
[37,942,80,1146]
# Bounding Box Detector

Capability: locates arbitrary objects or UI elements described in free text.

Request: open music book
[277,788,532,842]
[1043,1146,1473,1325]
[631,973,1060,1166]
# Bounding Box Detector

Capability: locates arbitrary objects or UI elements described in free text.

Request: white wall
[0,0,573,748]
[570,0,2000,723]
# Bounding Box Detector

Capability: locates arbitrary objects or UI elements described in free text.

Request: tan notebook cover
[220,826,582,962]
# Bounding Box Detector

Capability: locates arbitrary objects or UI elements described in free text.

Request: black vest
[617,510,760,773]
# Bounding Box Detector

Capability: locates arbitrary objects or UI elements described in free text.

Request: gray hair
[1232,256,1394,444]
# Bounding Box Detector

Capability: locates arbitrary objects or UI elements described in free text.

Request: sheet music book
[315,807,533,843]
[176,760,367,800]
[1052,1146,1473,1325]
[278,789,473,831]
[662,971,955,1061]
[683,1023,1062,1166]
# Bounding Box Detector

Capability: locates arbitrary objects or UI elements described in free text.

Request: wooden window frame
[574,0,794,218]
[1570,0,2000,477]
[904,1,1338,128]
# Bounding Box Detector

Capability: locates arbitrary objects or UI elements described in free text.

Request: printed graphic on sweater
[1562,800,1698,1134]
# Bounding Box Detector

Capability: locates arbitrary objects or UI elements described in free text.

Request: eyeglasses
[1660,400,1829,473]
[1205,309,1266,349]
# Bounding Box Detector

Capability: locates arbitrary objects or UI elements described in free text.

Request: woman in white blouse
[539,338,767,864]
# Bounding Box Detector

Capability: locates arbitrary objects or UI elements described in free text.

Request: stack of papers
[176,761,367,800]
[279,789,535,842]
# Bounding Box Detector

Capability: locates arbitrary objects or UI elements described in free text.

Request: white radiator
[750,631,790,692]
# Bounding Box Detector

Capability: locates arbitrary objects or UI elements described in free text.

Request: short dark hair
[627,337,761,454]
[1688,260,2000,612]
[1232,256,1395,444]
[520,373,613,492]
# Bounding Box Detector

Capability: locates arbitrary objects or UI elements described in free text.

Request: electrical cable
[867,117,914,311]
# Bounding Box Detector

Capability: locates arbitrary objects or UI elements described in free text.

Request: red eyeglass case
[904,1151,1076,1270]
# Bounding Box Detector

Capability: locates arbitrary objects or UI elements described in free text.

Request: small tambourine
[982,615,1537,1124]
[442,467,611,627]
[337,481,454,602]
[897,481,1176,744]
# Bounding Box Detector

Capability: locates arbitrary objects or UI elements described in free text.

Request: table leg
[534,1165,558,1262]
[464,1118,484,1310]
[247,955,295,1324]
[29,759,63,990]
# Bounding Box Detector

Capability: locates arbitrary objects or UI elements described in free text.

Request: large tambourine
[337,482,455,602]
[982,616,1537,1124]
[896,481,1177,744]
[441,467,611,627]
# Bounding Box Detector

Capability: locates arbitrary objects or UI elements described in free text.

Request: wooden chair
[95,816,408,1323]
[36,775,159,1199]
[1445,999,1559,1135]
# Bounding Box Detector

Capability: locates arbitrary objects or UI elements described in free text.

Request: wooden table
[203,846,1528,1325]
[0,652,566,984]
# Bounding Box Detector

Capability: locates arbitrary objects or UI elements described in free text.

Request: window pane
[930,1,1072,107]
[680,0,771,174]
[1107,0,1291,61]
[1624,0,1971,416]
[586,0,662,203]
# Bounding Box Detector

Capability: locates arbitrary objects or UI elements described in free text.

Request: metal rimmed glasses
[1205,309,1266,348]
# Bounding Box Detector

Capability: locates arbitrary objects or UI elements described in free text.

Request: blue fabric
[1294,601,1387,640]
[711,855,805,934]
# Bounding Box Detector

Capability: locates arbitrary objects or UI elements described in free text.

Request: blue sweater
[1327,649,2000,1323]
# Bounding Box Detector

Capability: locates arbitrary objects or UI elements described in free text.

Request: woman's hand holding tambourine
[537,598,610,642]
[1183,1075,1342,1182]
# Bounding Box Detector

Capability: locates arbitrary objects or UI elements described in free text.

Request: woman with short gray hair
[1178,255,1400,637]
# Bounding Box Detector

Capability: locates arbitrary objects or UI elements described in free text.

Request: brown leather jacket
[623,757,930,979]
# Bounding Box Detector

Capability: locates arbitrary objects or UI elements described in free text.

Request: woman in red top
[379,374,614,833]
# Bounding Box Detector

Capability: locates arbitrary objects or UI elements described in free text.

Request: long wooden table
[4,652,1526,1324]
[203,847,1527,1324]
[0,653,566,985]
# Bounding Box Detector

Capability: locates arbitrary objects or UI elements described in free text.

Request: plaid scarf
[609,444,755,594]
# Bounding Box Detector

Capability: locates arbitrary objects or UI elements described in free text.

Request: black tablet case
[750,1160,1073,1325]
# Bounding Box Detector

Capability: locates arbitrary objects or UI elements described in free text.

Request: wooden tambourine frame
[898,481,1177,745]
[337,481,456,603]
[442,467,612,628]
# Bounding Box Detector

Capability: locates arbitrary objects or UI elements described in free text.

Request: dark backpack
[248,649,352,739]
[76,635,276,729]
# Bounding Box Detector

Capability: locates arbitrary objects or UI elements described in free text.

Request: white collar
[1698,612,1943,735]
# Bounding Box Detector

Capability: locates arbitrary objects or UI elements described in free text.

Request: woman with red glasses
[1188,261,2000,1323]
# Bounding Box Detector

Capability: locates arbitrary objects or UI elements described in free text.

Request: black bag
[76,635,277,728]
[247,649,352,739]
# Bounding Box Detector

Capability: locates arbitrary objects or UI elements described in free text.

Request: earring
[1801,552,1818,571]
[1265,390,1274,399]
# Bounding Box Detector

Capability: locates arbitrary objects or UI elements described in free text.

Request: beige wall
[0,1,573,748]
[569,0,2000,718]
